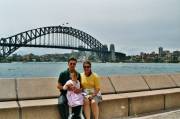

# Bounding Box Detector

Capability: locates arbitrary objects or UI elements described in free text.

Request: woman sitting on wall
[81,60,102,119]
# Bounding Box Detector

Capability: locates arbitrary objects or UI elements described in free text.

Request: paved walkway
[130,109,180,119]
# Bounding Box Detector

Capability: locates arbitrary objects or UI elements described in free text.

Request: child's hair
[70,71,77,79]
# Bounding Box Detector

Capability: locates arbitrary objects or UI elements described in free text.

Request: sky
[0,0,180,55]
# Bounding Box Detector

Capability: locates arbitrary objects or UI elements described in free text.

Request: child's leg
[71,105,82,119]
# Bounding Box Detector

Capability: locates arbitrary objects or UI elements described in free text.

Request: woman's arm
[92,88,100,97]
[93,74,101,97]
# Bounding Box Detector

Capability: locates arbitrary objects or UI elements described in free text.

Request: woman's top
[81,72,100,95]
[63,80,84,107]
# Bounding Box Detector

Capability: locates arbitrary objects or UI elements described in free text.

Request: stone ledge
[0,101,19,109]
[19,98,58,108]
[0,88,180,119]
[102,88,180,101]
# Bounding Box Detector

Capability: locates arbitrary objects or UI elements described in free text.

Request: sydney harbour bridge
[0,25,125,62]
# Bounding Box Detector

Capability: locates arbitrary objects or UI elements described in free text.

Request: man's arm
[57,72,64,90]
[57,83,63,90]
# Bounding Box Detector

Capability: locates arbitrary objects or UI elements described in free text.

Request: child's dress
[64,80,84,107]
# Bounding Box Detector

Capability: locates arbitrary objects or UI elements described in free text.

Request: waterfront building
[159,47,163,57]
[102,44,109,62]
[110,44,116,62]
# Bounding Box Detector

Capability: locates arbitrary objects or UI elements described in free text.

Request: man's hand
[57,84,63,90]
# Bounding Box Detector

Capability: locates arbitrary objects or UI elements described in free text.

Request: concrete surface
[0,101,19,109]
[100,76,116,94]
[99,99,128,119]
[110,75,149,93]
[19,99,60,119]
[0,109,19,119]
[17,77,60,100]
[131,109,180,119]
[165,93,180,109]
[170,74,180,87]
[0,101,19,119]
[143,75,176,90]
[102,88,180,101]
[21,106,60,119]
[129,95,164,116]
[19,98,58,107]
[0,74,180,119]
[0,79,17,101]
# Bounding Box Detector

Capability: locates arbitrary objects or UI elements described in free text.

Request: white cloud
[0,0,180,55]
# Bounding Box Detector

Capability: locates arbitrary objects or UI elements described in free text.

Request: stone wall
[0,73,180,119]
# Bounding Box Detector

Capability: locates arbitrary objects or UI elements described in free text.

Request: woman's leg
[90,99,99,119]
[83,97,91,119]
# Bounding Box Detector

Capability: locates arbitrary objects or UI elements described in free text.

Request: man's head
[68,57,77,72]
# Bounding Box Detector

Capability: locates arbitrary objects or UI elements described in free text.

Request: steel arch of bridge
[0,26,106,57]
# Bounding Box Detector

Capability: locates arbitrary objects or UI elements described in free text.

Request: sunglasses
[70,63,76,66]
[83,66,91,68]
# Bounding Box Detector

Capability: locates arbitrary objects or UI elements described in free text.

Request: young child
[63,71,84,119]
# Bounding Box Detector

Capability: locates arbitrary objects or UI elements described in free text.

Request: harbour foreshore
[0,73,180,119]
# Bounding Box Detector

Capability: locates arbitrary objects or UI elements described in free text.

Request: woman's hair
[83,60,91,67]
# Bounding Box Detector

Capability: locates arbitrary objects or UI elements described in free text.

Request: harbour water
[0,62,180,78]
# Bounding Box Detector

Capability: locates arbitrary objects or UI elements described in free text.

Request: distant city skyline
[0,0,180,55]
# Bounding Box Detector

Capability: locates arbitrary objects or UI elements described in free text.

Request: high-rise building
[110,44,115,52]
[101,45,108,62]
[110,44,116,62]
[159,47,163,57]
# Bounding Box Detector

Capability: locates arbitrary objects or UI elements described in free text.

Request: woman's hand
[92,93,97,97]
[85,95,93,100]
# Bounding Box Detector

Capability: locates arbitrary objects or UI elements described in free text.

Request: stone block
[170,74,180,87]
[165,92,180,109]
[0,79,17,101]
[17,77,60,100]
[100,76,115,94]
[19,99,60,119]
[99,99,128,119]
[0,101,19,119]
[109,75,149,93]
[143,75,176,90]
[129,95,164,115]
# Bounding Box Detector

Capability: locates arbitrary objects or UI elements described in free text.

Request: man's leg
[71,105,82,119]
[58,95,69,119]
